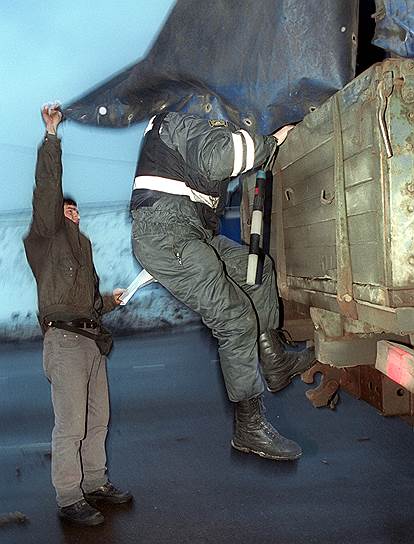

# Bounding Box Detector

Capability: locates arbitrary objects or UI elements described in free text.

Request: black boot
[58,499,104,526]
[231,395,302,461]
[259,329,315,393]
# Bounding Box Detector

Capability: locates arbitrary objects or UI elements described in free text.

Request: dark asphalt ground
[1,326,414,544]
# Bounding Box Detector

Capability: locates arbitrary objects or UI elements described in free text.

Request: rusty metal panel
[310,306,414,366]
[359,365,410,416]
[302,361,411,416]
[387,72,414,289]
[272,59,414,338]
[314,329,379,366]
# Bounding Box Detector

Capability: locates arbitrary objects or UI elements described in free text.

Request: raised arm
[159,112,294,183]
[30,104,65,237]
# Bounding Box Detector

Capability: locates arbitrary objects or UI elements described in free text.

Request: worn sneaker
[84,482,133,504]
[58,499,104,526]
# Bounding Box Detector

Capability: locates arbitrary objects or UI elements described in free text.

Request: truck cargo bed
[272,59,414,339]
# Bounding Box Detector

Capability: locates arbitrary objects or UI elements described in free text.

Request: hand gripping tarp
[63,0,359,134]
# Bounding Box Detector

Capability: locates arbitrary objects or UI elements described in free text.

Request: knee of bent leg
[219,300,257,340]
[243,307,258,339]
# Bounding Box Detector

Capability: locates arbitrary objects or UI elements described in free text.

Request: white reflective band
[144,116,156,135]
[239,130,255,173]
[231,132,244,177]
[246,254,259,285]
[133,176,219,209]
[250,210,263,236]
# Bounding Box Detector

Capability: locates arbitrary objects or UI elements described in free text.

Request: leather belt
[48,319,99,329]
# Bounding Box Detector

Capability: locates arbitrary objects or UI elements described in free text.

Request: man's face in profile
[64,203,80,225]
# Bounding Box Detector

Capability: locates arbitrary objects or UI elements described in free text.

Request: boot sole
[266,359,316,393]
[84,495,132,505]
[58,513,104,526]
[266,375,295,393]
[231,440,302,461]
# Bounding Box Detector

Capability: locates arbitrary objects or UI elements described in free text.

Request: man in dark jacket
[130,112,315,462]
[24,104,132,526]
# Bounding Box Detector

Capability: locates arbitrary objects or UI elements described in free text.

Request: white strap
[133,175,219,209]
[246,254,259,285]
[250,210,263,236]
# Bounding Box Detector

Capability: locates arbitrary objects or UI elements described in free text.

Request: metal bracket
[377,71,394,158]
[301,362,341,408]
[274,164,289,299]
[332,94,358,320]
[320,189,334,205]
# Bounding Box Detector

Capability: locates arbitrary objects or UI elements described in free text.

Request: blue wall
[0,0,175,212]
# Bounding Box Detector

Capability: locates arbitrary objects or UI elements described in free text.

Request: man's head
[63,196,80,225]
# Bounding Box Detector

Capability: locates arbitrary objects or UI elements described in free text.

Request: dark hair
[63,195,77,207]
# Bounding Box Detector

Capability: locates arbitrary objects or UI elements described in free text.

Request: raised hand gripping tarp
[63,0,359,134]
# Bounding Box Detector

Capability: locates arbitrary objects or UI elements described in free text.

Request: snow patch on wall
[0,203,199,341]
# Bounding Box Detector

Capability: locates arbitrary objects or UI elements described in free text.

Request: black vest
[130,113,228,231]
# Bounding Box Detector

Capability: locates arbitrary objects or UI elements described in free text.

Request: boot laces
[250,397,280,439]
[259,419,280,439]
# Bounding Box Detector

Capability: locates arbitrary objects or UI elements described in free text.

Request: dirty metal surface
[332,93,358,320]
[281,299,314,342]
[286,289,414,337]
[310,306,413,368]
[283,319,315,342]
[301,362,360,408]
[272,59,414,329]
[359,365,411,416]
[314,329,382,366]
[302,361,413,417]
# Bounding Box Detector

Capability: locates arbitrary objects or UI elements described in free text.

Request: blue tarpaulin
[372,0,414,58]
[63,0,359,134]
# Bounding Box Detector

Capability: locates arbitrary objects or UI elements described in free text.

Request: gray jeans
[43,327,109,507]
[132,195,279,402]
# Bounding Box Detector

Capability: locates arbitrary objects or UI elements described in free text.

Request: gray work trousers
[43,327,109,507]
[131,195,279,402]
